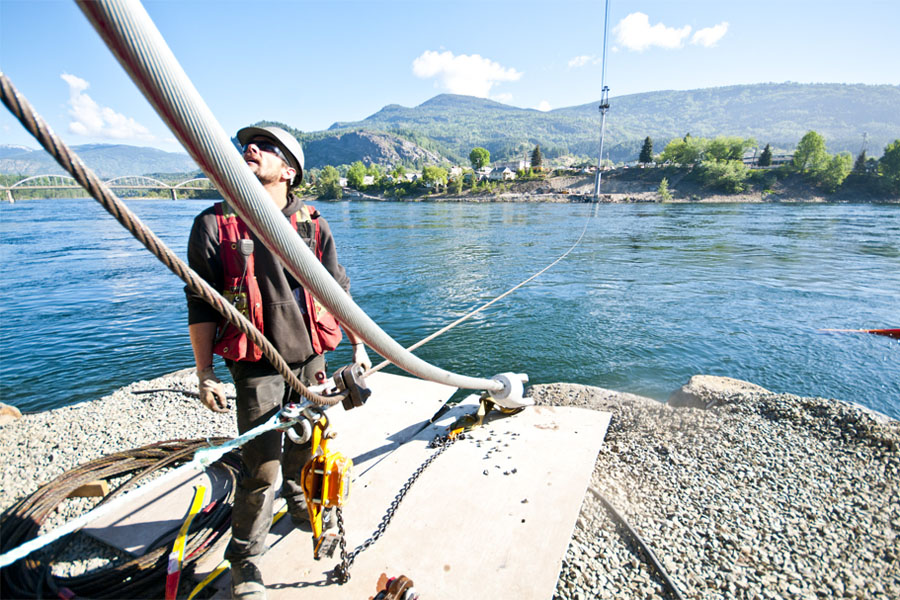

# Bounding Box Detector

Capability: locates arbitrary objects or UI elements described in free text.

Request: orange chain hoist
[301,415,352,559]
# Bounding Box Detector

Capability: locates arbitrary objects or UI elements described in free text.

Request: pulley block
[334,362,371,410]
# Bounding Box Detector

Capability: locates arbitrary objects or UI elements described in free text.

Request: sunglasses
[242,140,290,166]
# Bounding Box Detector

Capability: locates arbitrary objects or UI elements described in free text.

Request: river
[1,199,898,417]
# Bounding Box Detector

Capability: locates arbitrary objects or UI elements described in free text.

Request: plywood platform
[82,372,611,599]
[201,374,610,599]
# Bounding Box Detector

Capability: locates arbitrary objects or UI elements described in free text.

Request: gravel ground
[531,382,900,600]
[2,371,898,599]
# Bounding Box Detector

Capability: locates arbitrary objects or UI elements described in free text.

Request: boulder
[0,403,23,426]
[667,375,772,409]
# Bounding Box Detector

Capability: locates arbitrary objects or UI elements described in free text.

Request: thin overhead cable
[369,202,596,375]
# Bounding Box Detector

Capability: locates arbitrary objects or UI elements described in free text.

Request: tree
[698,159,750,193]
[793,131,828,174]
[469,147,490,170]
[531,145,543,169]
[758,144,773,167]
[818,152,853,192]
[657,177,672,201]
[660,136,707,165]
[451,174,464,194]
[639,137,653,164]
[317,165,342,200]
[366,163,382,183]
[422,165,448,190]
[853,150,867,173]
[879,139,900,192]
[706,136,756,161]
[346,161,366,189]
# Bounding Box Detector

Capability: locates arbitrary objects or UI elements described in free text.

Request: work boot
[283,489,310,528]
[286,499,336,532]
[283,482,335,531]
[231,558,266,600]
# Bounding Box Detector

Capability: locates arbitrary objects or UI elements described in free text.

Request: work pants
[224,354,326,562]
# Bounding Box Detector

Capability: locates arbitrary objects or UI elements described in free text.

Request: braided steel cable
[0,71,343,408]
[74,0,505,395]
[0,440,241,600]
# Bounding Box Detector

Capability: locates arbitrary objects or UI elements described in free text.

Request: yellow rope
[186,502,288,600]
[166,485,207,600]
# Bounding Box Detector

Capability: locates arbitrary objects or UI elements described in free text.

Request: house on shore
[489,167,516,181]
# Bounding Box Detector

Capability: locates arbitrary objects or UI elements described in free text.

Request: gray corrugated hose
[75,0,508,397]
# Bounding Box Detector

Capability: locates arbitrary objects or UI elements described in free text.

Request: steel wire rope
[0,71,344,409]
[0,439,241,600]
[74,0,506,396]
[367,200,599,376]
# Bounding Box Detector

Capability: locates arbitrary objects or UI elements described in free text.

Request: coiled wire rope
[0,440,241,599]
[1,2,604,592]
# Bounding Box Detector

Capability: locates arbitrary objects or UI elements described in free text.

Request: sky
[1,0,898,153]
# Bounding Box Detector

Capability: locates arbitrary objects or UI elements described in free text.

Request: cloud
[412,50,522,98]
[691,22,729,47]
[61,73,155,141]
[613,12,691,51]
[537,100,552,112]
[568,55,596,68]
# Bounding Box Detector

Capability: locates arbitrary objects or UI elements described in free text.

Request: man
[186,125,370,599]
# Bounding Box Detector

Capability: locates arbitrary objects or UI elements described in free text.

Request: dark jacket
[186,194,349,365]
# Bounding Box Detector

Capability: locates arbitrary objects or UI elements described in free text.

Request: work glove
[197,366,230,413]
[352,343,372,372]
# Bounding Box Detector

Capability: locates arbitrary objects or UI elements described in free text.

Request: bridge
[1,174,214,202]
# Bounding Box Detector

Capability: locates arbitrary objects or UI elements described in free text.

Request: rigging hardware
[593,0,612,197]
[301,414,352,560]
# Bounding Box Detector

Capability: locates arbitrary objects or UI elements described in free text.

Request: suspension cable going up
[592,0,612,198]
[367,202,596,376]
[0,72,343,409]
[74,0,507,396]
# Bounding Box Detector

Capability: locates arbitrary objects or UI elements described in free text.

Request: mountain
[244,121,443,170]
[325,83,900,164]
[3,83,897,177]
[0,144,198,179]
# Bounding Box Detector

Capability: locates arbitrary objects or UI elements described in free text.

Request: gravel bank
[531,383,900,600]
[0,369,236,517]
[2,372,898,599]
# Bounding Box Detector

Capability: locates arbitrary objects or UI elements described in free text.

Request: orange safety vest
[213,202,343,361]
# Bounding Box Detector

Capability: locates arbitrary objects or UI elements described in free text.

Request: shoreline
[330,190,900,204]
[6,190,898,205]
[1,371,897,598]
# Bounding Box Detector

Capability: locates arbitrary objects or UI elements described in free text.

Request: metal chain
[333,433,464,583]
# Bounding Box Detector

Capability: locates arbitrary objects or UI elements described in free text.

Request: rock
[0,402,23,426]
[667,375,772,409]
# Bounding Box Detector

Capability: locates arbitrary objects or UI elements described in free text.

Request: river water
[1,199,898,418]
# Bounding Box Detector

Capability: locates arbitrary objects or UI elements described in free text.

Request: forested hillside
[2,83,897,177]
[328,83,900,164]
